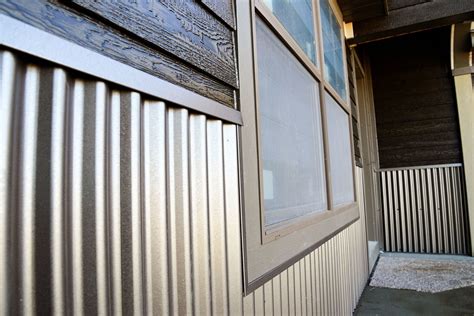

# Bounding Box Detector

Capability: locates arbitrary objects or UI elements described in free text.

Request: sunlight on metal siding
[0,49,369,315]
[243,168,369,316]
[0,49,242,315]
[380,165,471,254]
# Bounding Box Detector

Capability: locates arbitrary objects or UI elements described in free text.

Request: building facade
[0,0,473,315]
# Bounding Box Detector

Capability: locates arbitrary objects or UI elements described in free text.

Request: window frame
[237,0,358,294]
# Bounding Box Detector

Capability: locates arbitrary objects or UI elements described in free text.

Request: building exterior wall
[368,27,462,169]
[379,165,470,254]
[0,48,369,315]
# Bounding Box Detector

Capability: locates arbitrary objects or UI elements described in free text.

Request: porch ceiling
[337,0,387,23]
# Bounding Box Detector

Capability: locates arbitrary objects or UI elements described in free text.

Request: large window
[238,0,356,292]
[256,18,326,227]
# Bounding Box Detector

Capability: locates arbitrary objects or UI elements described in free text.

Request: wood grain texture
[368,27,462,168]
[70,0,238,88]
[387,0,429,11]
[201,0,235,29]
[0,0,235,107]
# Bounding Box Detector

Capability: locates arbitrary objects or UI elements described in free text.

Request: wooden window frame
[237,0,359,294]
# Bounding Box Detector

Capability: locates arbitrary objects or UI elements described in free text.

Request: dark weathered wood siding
[351,0,474,44]
[346,46,362,167]
[0,0,237,107]
[368,27,462,169]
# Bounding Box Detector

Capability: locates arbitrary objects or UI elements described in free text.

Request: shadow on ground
[354,285,474,315]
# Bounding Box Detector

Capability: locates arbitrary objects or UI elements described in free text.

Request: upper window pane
[320,0,346,99]
[256,18,327,227]
[325,93,354,206]
[262,0,317,64]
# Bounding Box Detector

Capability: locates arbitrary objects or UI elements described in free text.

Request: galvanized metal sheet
[379,165,470,254]
[0,48,370,315]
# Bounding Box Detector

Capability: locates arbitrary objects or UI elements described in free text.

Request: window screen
[261,0,317,64]
[320,0,346,99]
[256,18,327,227]
[325,93,354,206]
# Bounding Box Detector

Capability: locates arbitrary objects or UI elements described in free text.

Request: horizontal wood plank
[201,0,235,29]
[352,0,474,44]
[70,0,238,88]
[368,27,462,168]
[0,0,235,106]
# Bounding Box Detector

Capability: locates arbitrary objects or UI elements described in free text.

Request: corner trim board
[452,66,474,76]
[0,14,243,125]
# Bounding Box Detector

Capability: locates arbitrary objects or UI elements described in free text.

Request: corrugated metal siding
[244,167,369,316]
[380,165,471,254]
[0,48,369,315]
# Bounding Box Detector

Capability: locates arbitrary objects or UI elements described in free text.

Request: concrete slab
[355,286,474,315]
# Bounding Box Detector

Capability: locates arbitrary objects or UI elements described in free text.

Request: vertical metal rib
[280,269,289,315]
[451,167,462,253]
[445,168,455,254]
[93,82,108,315]
[207,120,228,316]
[189,114,211,316]
[168,108,192,315]
[18,64,41,316]
[433,169,443,252]
[403,170,412,252]
[142,100,169,315]
[70,79,85,315]
[439,169,449,253]
[0,51,16,315]
[118,92,144,315]
[387,172,395,251]
[108,90,122,315]
[223,125,243,315]
[381,172,390,251]
[50,69,68,315]
[408,169,418,252]
[398,171,407,252]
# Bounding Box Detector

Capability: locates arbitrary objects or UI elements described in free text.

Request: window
[238,0,357,293]
[325,92,355,206]
[320,0,347,99]
[256,18,326,227]
[261,0,317,63]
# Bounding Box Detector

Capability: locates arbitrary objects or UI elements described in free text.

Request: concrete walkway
[355,285,474,315]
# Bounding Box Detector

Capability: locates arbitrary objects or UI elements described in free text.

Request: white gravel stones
[369,253,474,293]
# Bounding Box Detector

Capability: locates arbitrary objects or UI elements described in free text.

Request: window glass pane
[320,0,346,99]
[256,18,327,226]
[325,93,354,206]
[262,0,317,64]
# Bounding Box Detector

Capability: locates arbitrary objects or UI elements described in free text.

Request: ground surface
[355,253,474,315]
[354,285,474,315]
[370,253,474,292]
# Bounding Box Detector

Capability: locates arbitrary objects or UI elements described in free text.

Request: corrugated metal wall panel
[243,216,369,315]
[0,49,369,315]
[380,165,471,254]
[243,168,369,315]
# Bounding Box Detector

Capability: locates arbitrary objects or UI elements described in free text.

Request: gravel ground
[369,253,474,293]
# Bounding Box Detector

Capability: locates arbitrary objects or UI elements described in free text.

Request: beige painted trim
[452,22,474,255]
[238,0,361,292]
[453,74,474,255]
